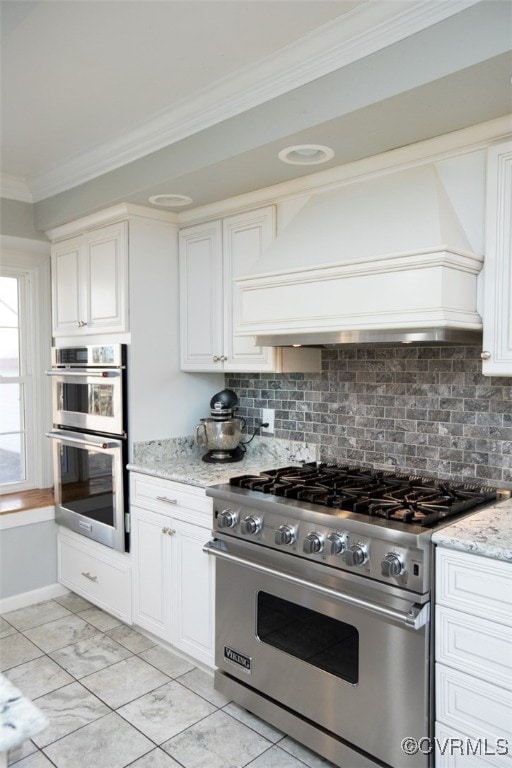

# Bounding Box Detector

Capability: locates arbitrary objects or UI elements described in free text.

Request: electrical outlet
[262,408,275,435]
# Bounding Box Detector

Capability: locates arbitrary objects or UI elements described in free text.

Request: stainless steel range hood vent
[255,328,483,347]
[235,164,484,346]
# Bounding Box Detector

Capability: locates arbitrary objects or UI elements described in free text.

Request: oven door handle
[46,431,119,450]
[203,540,430,630]
[45,369,121,378]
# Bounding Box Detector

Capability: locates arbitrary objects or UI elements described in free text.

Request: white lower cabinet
[435,548,512,767]
[130,472,215,668]
[57,527,132,624]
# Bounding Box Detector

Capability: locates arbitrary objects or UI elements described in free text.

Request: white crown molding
[28,0,480,202]
[0,173,33,202]
[44,202,179,242]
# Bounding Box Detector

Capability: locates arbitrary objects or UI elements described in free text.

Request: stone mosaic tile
[227,344,512,489]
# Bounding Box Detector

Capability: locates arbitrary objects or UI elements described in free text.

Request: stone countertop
[432,495,512,563]
[127,435,319,489]
[0,674,48,755]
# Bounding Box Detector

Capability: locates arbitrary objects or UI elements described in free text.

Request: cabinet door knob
[213,355,220,362]
[220,355,228,362]
[480,351,491,360]
[167,528,176,536]
[162,526,169,534]
[77,320,88,328]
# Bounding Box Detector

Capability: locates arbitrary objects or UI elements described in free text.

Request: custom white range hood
[235,164,484,345]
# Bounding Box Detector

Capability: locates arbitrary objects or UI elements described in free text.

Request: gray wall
[227,344,512,488]
[0,520,58,599]
[0,198,47,240]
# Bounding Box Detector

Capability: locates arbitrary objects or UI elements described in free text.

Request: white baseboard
[0,583,69,614]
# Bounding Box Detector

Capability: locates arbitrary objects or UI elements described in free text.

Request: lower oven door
[206,536,430,768]
[47,429,128,552]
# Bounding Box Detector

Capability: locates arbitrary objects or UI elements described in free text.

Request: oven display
[256,592,359,684]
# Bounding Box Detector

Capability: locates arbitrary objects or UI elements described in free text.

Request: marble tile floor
[1,594,337,768]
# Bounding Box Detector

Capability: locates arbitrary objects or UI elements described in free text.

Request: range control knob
[217,509,238,529]
[345,543,368,567]
[241,516,261,535]
[275,524,295,546]
[326,532,347,556]
[303,532,323,554]
[381,553,403,578]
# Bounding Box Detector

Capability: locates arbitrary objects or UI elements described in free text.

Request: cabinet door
[222,207,277,371]
[170,517,215,668]
[179,221,223,371]
[52,236,83,335]
[131,506,172,641]
[482,140,512,375]
[83,221,129,333]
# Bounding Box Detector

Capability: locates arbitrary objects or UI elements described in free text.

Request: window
[0,239,52,494]
[0,274,29,486]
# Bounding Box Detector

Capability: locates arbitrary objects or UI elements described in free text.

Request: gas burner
[228,463,498,530]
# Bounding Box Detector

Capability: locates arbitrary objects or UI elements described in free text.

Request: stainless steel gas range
[204,463,502,768]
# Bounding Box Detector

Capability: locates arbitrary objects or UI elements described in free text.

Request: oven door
[47,429,128,552]
[206,536,430,768]
[47,369,124,436]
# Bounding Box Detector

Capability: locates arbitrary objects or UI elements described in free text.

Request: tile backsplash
[226,345,512,488]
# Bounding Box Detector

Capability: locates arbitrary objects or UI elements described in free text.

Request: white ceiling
[1,0,511,227]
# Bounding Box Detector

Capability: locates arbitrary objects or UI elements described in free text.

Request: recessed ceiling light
[278,144,334,166]
[148,193,193,207]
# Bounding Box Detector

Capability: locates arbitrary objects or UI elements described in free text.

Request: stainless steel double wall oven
[205,465,500,768]
[47,344,129,552]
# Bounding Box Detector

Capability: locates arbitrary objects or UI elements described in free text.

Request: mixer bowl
[195,417,244,451]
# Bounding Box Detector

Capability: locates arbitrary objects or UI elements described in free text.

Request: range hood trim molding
[236,247,483,288]
[236,248,483,342]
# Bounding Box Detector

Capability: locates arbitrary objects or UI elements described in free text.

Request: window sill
[0,489,55,515]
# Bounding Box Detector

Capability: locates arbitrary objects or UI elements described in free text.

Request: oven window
[59,443,115,526]
[257,592,359,684]
[58,382,115,418]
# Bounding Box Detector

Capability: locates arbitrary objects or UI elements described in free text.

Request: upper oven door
[47,368,125,436]
[209,536,430,768]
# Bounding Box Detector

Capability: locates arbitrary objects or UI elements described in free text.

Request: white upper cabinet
[179,206,321,373]
[179,206,276,372]
[52,221,128,337]
[482,140,512,375]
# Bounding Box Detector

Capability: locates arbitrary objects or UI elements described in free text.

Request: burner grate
[227,463,497,529]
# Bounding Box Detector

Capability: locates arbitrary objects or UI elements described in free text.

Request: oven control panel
[213,503,427,593]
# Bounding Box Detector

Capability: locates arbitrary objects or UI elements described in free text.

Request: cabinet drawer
[436,665,512,761]
[58,530,131,623]
[130,472,212,525]
[435,721,507,767]
[436,606,512,689]
[436,548,512,627]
